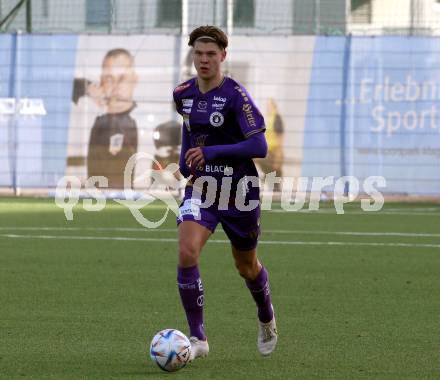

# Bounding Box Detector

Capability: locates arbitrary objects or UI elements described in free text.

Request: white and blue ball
[149,329,191,372]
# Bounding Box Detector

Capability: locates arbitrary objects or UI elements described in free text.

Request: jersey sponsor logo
[209,111,224,127]
[213,96,226,102]
[205,164,233,174]
[212,102,225,110]
[242,103,257,128]
[243,103,252,112]
[197,100,208,112]
[178,198,201,220]
[182,98,193,107]
[175,83,191,92]
[234,85,249,102]
[182,107,191,113]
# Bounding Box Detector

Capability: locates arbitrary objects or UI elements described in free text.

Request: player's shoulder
[173,78,196,99]
[224,76,251,103]
[223,76,245,91]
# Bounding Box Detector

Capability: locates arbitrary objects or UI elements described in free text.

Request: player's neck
[197,74,224,94]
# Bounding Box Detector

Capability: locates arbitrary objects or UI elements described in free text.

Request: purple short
[177,186,261,251]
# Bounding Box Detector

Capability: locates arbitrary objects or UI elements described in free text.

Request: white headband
[195,36,217,42]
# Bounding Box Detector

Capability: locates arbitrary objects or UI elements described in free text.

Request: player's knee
[178,242,200,266]
[235,261,258,280]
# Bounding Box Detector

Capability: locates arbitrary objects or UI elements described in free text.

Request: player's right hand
[185,147,205,169]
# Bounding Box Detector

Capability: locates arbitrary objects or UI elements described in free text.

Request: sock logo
[197,295,204,306]
[264,282,270,297]
[178,282,196,290]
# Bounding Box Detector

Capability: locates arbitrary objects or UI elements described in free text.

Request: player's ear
[221,49,227,62]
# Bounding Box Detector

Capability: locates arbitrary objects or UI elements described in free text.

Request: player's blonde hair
[188,25,228,50]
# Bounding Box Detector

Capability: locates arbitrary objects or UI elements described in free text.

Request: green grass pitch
[0,197,439,379]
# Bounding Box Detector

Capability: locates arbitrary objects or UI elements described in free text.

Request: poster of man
[72,48,138,188]
[66,36,177,191]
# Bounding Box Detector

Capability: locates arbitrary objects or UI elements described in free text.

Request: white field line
[2,233,440,249]
[263,230,440,238]
[380,208,439,212]
[268,208,440,216]
[1,207,438,217]
[269,210,439,216]
[0,226,440,238]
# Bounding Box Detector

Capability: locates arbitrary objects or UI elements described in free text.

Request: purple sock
[177,265,206,340]
[246,266,274,323]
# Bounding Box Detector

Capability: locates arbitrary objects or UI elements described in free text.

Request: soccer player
[173,25,278,360]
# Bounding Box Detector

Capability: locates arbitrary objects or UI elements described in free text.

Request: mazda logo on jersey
[197,100,208,111]
[209,111,224,127]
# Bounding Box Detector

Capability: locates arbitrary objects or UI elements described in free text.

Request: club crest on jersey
[209,111,224,127]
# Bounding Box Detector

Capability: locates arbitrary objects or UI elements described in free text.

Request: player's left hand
[185,147,205,168]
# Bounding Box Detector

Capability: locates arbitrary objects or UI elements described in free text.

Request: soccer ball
[149,329,191,372]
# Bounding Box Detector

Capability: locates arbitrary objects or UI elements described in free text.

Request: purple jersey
[173,76,265,186]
